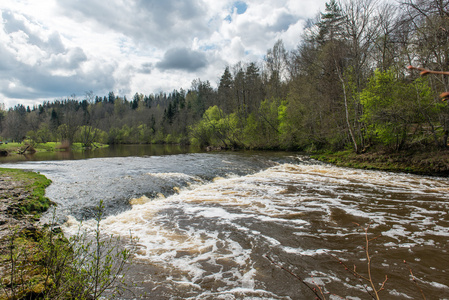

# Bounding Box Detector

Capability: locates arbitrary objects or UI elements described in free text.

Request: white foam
[429,281,449,289]
[62,161,449,298]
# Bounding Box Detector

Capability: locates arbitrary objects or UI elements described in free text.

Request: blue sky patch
[234,1,247,15]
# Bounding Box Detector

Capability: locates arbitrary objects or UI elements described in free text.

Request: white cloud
[0,0,328,108]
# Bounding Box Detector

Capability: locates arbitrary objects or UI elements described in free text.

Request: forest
[0,0,448,154]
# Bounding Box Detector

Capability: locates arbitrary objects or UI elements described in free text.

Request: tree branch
[407,66,449,101]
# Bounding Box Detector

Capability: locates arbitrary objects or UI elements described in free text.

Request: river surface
[2,146,449,299]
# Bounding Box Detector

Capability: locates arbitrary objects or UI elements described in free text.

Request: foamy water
[4,154,449,299]
[63,162,449,299]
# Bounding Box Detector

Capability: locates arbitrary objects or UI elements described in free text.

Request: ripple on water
[4,154,449,298]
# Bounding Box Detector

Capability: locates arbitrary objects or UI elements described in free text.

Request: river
[1,146,448,299]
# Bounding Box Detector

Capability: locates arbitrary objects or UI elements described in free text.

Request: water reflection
[0,144,201,163]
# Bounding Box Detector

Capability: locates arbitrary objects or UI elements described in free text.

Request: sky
[0,0,328,108]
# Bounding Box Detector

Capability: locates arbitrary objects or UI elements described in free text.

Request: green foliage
[277,101,288,135]
[107,125,133,144]
[165,134,177,144]
[277,100,296,148]
[242,113,259,147]
[35,124,53,143]
[137,124,153,143]
[241,98,283,149]
[190,106,241,148]
[0,202,135,300]
[75,126,108,147]
[57,124,70,142]
[360,70,437,151]
[152,130,165,144]
[0,168,52,215]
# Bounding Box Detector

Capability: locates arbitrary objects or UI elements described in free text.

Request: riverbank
[312,148,449,176]
[0,142,109,158]
[0,168,135,300]
[0,168,52,298]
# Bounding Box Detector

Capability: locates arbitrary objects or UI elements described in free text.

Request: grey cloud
[66,47,88,69]
[0,20,115,100]
[56,0,209,45]
[138,0,204,21]
[156,48,207,72]
[0,43,17,71]
[47,32,66,54]
[2,11,26,34]
[0,61,116,100]
[269,12,298,32]
[2,10,66,54]
[233,11,303,51]
[45,47,87,70]
[139,62,153,74]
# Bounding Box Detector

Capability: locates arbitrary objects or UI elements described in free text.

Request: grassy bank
[312,148,449,176]
[0,142,108,156]
[0,169,132,300]
[0,168,53,299]
[0,168,52,216]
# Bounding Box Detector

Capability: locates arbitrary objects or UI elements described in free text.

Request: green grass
[70,142,109,151]
[0,168,53,215]
[0,142,22,150]
[36,142,59,152]
[0,141,109,154]
[311,148,449,175]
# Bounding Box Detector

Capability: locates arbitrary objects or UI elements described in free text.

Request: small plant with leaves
[0,201,136,300]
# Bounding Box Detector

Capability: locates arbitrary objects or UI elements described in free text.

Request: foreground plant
[328,223,388,300]
[266,223,428,299]
[0,201,135,300]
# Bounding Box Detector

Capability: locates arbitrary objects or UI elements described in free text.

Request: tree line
[1,0,448,153]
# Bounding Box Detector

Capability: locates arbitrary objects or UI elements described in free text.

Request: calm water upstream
[1,145,448,299]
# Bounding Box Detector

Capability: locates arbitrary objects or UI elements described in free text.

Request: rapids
[2,152,449,299]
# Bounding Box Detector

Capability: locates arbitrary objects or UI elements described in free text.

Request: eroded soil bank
[0,170,51,248]
[313,148,449,176]
[0,169,52,298]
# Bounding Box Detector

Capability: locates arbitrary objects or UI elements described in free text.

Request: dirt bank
[0,177,37,250]
[0,169,52,260]
[313,148,449,176]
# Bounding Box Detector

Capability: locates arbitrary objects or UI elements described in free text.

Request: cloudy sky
[0,0,327,108]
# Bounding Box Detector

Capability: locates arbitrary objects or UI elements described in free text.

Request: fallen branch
[18,145,30,155]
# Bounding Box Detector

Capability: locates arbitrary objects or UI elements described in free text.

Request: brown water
[3,152,449,299]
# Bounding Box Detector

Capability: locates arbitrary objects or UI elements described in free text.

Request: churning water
[3,152,449,299]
